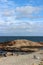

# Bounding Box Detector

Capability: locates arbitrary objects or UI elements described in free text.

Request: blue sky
[0,0,43,36]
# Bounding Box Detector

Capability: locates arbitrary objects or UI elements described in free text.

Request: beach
[0,50,43,65]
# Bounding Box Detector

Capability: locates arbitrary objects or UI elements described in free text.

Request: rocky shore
[0,40,43,65]
[0,39,43,52]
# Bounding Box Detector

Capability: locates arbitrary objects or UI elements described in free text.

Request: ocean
[0,36,43,42]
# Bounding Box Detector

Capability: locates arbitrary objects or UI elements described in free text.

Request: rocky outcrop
[0,40,43,52]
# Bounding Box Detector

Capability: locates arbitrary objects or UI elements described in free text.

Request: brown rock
[0,40,43,52]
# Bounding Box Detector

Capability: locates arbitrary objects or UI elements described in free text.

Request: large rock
[6,52,13,56]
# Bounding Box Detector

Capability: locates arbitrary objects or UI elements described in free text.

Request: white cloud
[15,6,42,19]
[0,20,43,35]
[16,6,39,14]
[0,0,43,35]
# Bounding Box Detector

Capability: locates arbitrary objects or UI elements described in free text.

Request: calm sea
[0,36,43,42]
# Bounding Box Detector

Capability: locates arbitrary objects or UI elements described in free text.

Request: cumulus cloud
[16,6,40,14]
[15,6,43,19]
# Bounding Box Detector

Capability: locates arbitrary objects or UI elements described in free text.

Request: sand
[0,50,43,65]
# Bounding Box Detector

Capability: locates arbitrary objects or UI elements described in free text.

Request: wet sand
[0,50,43,65]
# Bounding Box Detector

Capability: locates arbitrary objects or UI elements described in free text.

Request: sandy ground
[0,50,43,65]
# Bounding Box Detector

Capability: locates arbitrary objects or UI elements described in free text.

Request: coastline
[0,39,43,65]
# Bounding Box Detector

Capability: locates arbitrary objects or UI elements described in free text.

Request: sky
[0,0,43,36]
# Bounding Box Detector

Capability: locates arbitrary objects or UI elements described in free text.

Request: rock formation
[0,40,43,52]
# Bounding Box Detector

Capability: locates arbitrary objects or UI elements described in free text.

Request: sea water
[0,36,43,42]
